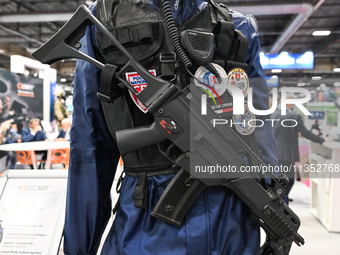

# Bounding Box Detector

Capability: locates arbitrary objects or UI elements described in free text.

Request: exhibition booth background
[0,55,73,172]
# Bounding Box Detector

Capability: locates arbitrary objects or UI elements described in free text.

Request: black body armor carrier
[95,0,262,208]
[96,0,176,174]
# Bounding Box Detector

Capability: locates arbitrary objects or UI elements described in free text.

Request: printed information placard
[0,177,67,255]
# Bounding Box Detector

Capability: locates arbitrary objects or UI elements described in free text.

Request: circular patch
[194,63,227,97]
[232,104,256,135]
[227,67,249,97]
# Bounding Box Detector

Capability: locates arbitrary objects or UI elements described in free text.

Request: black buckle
[96,92,112,103]
[160,52,176,63]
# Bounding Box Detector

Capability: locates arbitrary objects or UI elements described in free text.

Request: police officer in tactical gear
[64,0,282,254]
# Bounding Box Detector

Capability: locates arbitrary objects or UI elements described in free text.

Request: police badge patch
[125,70,156,113]
[227,68,249,97]
[232,103,256,135]
[194,63,227,97]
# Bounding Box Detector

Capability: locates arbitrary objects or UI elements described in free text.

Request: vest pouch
[96,22,164,65]
[212,20,235,57]
[212,20,249,64]
[96,0,164,66]
[178,4,216,33]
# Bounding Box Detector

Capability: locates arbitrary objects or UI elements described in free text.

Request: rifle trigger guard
[157,143,176,164]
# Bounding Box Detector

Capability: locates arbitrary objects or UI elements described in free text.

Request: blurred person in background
[6,123,22,169]
[310,120,322,136]
[271,98,327,199]
[21,118,49,168]
[53,88,68,131]
[55,118,71,141]
[22,118,48,142]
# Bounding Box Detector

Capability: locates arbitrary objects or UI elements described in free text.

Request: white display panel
[0,170,68,255]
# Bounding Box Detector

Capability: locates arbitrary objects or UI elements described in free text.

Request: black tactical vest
[95,0,261,175]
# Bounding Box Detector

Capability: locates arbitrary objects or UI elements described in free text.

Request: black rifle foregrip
[227,177,304,247]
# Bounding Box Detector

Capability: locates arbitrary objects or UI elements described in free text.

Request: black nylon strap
[134,172,148,209]
[235,29,249,63]
[157,0,176,80]
[159,52,176,80]
[97,64,118,103]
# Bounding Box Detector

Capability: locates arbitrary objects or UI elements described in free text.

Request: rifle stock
[117,122,167,156]
[32,6,104,69]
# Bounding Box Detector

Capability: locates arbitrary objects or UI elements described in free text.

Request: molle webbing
[98,22,161,52]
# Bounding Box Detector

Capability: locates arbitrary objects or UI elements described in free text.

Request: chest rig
[96,0,261,208]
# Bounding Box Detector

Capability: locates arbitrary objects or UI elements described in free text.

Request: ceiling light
[312,30,331,36]
[320,84,327,90]
[271,69,282,73]
[333,68,340,72]
[60,78,67,83]
[297,82,306,86]
[311,76,322,80]
[85,0,94,5]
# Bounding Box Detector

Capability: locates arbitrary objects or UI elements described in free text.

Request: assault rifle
[32,5,304,254]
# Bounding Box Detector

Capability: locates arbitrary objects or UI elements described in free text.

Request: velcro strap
[134,172,147,209]
[160,52,176,80]
[138,23,153,41]
[117,27,131,44]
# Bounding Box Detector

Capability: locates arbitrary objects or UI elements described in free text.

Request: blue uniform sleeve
[63,4,120,255]
[234,13,279,168]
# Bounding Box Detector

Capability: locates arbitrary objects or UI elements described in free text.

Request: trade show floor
[286,181,340,255]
